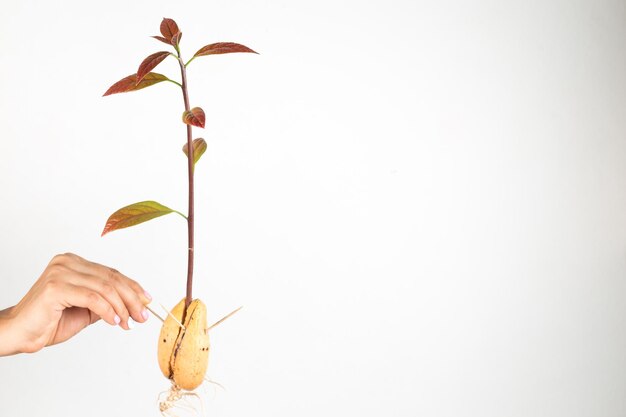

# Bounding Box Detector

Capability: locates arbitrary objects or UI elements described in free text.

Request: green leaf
[182,138,207,166]
[182,107,205,128]
[101,201,180,236]
[103,72,168,96]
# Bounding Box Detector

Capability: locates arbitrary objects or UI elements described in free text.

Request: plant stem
[165,78,183,88]
[184,56,196,67]
[177,54,195,313]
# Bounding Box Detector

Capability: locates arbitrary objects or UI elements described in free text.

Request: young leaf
[103,72,169,96]
[192,42,258,58]
[101,201,178,236]
[152,35,170,45]
[137,51,171,84]
[171,32,182,47]
[182,138,207,165]
[182,107,205,128]
[160,18,180,42]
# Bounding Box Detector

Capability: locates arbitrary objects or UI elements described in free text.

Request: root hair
[158,382,205,417]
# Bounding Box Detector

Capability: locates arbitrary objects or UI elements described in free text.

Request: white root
[158,382,205,417]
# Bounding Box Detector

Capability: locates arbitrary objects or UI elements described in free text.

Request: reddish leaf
[103,72,168,96]
[182,107,205,128]
[101,201,177,236]
[137,51,171,84]
[182,138,207,165]
[160,18,180,42]
[128,73,169,92]
[151,35,170,45]
[171,32,182,47]
[192,42,258,58]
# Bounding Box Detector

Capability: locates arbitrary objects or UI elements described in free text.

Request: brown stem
[178,55,194,313]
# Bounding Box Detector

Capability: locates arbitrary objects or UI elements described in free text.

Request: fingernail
[144,291,152,301]
[114,315,121,325]
[127,319,135,330]
[142,308,149,321]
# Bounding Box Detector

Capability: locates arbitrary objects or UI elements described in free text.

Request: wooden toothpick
[160,303,186,330]
[145,304,165,323]
[206,306,243,333]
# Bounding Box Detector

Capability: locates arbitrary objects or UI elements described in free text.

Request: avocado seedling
[100,16,256,405]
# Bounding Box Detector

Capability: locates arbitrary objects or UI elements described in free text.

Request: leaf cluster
[101,18,257,236]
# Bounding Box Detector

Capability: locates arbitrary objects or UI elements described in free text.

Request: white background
[1,0,625,416]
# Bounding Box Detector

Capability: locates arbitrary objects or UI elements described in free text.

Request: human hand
[0,253,151,356]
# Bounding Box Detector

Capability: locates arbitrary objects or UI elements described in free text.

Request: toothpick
[145,304,165,323]
[160,303,186,330]
[206,306,243,333]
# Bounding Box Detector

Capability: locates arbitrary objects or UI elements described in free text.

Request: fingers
[48,253,151,330]
[86,275,134,330]
[70,254,150,301]
[94,270,148,327]
[83,261,151,325]
[60,284,120,326]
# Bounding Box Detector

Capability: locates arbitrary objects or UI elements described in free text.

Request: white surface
[1,0,625,416]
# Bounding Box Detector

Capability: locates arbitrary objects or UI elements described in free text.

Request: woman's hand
[0,253,151,356]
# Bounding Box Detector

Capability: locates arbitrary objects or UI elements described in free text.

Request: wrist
[0,306,12,318]
[0,307,21,356]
